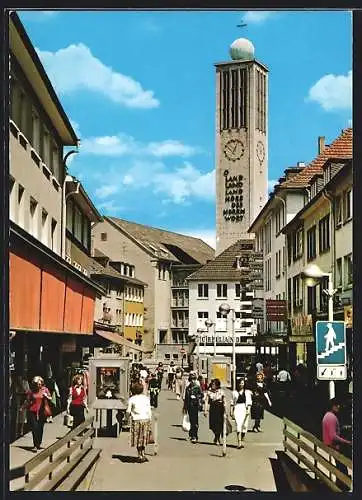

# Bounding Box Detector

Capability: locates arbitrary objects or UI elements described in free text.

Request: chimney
[318,136,326,155]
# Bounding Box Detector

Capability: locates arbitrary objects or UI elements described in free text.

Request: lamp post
[205,319,215,356]
[219,303,236,391]
[302,263,337,399]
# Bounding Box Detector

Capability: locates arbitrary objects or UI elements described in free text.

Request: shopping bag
[182,413,191,432]
[63,413,74,428]
[148,429,155,444]
[225,416,233,436]
[43,398,52,418]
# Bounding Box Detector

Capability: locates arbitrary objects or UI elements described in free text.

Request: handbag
[148,429,155,444]
[63,413,74,428]
[43,398,52,418]
[225,416,233,436]
[182,413,191,432]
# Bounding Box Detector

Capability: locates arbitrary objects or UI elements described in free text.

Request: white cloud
[179,229,216,249]
[153,163,215,204]
[95,160,214,206]
[307,70,352,111]
[95,184,119,199]
[243,11,275,24]
[146,140,200,158]
[81,133,199,158]
[268,179,278,192]
[36,43,159,109]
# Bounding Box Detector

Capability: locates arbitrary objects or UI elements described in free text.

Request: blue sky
[19,10,352,248]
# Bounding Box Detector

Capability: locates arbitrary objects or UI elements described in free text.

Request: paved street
[88,388,283,491]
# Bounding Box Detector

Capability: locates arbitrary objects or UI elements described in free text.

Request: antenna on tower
[237,19,247,28]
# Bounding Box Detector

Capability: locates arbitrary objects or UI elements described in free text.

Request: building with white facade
[187,240,259,367]
[248,128,352,376]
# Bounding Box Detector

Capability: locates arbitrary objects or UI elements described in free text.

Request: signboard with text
[266,300,287,322]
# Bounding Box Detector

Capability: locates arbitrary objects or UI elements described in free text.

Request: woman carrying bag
[251,372,272,432]
[230,378,253,449]
[24,376,52,452]
[66,374,88,430]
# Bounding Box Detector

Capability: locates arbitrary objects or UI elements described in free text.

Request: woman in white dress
[230,378,253,449]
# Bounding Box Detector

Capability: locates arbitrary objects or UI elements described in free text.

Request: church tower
[215,38,268,256]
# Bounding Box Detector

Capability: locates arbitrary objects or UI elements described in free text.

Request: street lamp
[205,319,215,356]
[219,303,236,391]
[302,263,337,399]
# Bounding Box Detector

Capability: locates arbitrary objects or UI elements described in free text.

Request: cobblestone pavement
[88,389,284,491]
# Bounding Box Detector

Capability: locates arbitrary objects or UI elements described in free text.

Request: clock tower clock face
[224,139,245,161]
[256,141,265,165]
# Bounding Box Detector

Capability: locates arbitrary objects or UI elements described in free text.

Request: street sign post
[316,321,347,381]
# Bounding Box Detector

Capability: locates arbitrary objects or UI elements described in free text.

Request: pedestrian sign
[316,321,346,366]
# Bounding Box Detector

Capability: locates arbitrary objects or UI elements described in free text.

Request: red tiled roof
[279,128,352,189]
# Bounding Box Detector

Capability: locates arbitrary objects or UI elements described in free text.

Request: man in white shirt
[277,368,291,383]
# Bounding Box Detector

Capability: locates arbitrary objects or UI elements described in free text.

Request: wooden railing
[18,417,100,491]
[283,417,352,492]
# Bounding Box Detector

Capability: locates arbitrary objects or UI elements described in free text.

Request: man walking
[322,398,351,491]
[183,373,203,443]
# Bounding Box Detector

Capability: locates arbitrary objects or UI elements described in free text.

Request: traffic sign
[316,321,346,366]
[317,365,347,380]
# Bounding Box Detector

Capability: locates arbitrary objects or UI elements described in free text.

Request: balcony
[171,300,189,308]
[171,322,189,329]
[171,281,188,289]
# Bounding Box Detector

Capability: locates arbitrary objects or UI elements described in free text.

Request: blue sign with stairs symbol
[316,321,346,365]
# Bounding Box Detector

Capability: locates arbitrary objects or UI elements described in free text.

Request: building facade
[92,217,214,360]
[247,128,352,381]
[188,240,261,368]
[215,38,268,255]
[8,13,104,440]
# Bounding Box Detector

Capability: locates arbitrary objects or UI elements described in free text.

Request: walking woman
[204,379,225,445]
[25,376,52,452]
[66,374,88,429]
[149,373,160,408]
[251,372,272,432]
[126,381,152,463]
[175,367,184,400]
[231,378,253,448]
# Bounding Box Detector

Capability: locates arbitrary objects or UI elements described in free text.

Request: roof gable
[187,239,254,281]
[106,217,214,265]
